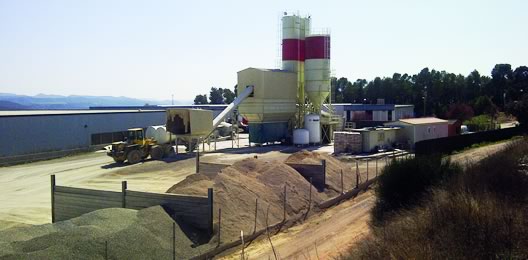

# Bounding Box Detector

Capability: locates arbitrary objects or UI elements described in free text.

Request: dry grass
[343,138,528,259]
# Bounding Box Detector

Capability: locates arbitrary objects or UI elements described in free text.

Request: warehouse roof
[399,117,448,125]
[0,109,165,117]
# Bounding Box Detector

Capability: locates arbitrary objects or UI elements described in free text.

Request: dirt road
[221,191,374,260]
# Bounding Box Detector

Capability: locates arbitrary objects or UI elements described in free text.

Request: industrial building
[385,117,449,148]
[333,103,414,129]
[0,110,165,158]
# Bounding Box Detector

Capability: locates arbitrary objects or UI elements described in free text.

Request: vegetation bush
[464,114,499,132]
[372,155,461,223]
[344,138,528,259]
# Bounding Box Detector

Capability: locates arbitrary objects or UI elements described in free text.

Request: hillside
[0,93,190,109]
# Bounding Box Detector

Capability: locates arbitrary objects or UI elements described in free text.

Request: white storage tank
[146,125,172,144]
[293,128,309,145]
[304,114,321,144]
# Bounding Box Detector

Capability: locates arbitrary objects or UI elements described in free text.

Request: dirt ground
[0,136,335,225]
[220,139,516,259]
[220,190,374,260]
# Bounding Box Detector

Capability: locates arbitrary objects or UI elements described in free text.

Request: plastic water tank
[146,125,171,144]
[293,129,309,145]
[304,114,321,144]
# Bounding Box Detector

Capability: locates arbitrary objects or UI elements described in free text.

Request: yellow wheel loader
[107,128,172,164]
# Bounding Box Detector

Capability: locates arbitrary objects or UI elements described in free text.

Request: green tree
[209,87,224,104]
[223,88,235,104]
[490,64,513,107]
[193,94,208,105]
[473,95,498,117]
[506,94,528,126]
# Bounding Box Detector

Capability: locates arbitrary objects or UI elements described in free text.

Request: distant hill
[0,93,191,110]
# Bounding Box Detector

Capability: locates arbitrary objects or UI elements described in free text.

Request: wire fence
[44,152,413,259]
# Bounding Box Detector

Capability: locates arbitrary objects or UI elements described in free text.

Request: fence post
[174,135,178,155]
[366,160,369,181]
[51,175,55,223]
[355,161,359,188]
[322,159,327,189]
[254,198,258,234]
[217,208,222,247]
[308,177,313,212]
[172,222,176,260]
[283,185,287,222]
[340,169,344,194]
[208,188,214,236]
[105,240,108,260]
[196,138,201,173]
[376,157,378,177]
[121,181,127,208]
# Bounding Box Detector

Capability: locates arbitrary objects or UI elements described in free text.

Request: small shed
[448,119,462,136]
[385,117,448,148]
[350,127,400,153]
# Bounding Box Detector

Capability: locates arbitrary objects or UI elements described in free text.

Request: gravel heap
[285,150,357,193]
[0,206,211,259]
[168,157,332,245]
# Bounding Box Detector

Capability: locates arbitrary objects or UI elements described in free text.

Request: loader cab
[126,128,145,145]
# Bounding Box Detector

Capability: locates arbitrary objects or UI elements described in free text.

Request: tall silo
[282,14,311,127]
[304,34,331,112]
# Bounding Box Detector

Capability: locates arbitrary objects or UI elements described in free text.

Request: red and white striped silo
[305,34,331,111]
[282,15,311,111]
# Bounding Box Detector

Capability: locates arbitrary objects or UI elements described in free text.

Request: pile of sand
[0,206,212,259]
[285,150,357,193]
[168,157,332,245]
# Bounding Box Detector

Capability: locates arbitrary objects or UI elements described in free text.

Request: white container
[293,128,309,145]
[146,125,172,144]
[304,114,321,144]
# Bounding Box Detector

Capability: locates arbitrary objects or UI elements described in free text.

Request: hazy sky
[1,0,526,101]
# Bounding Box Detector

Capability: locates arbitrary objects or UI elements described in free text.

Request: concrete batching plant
[238,13,335,145]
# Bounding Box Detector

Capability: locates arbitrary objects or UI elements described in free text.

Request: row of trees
[194,87,235,105]
[331,64,528,118]
[193,64,527,124]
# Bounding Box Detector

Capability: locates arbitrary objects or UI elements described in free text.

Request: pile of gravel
[0,206,211,259]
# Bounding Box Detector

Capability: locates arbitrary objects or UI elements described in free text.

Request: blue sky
[1,0,526,101]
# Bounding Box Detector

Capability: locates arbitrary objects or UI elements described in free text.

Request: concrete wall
[0,111,165,157]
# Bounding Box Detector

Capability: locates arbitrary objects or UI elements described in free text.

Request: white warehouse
[0,110,166,160]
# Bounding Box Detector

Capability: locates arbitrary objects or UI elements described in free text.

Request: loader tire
[150,145,164,160]
[113,158,125,164]
[127,150,142,165]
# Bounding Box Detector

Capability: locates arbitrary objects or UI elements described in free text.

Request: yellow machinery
[107,128,172,164]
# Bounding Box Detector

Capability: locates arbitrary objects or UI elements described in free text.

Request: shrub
[344,138,528,260]
[372,155,462,223]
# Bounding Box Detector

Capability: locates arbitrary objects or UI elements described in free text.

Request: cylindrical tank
[146,125,171,144]
[293,128,309,145]
[281,15,310,66]
[304,114,321,144]
[305,35,331,111]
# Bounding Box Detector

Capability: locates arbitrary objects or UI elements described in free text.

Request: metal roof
[0,109,165,117]
[399,117,448,125]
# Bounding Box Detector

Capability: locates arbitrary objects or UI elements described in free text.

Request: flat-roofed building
[385,117,449,148]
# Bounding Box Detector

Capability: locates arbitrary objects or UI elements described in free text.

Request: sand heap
[0,206,210,259]
[168,157,332,245]
[285,150,357,193]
